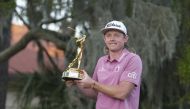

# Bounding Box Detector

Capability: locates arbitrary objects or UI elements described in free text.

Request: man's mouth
[109,43,117,45]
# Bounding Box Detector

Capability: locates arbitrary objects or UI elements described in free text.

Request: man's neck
[109,49,124,61]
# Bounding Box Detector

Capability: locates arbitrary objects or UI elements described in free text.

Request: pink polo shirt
[92,49,142,109]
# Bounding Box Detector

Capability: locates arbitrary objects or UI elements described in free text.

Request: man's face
[104,30,128,52]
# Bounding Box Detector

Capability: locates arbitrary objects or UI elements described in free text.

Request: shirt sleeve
[120,55,142,86]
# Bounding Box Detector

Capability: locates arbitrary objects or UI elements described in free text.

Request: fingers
[65,80,75,87]
[74,80,92,88]
[79,70,87,79]
[81,70,87,75]
[79,73,85,79]
[64,70,91,88]
[74,80,84,87]
[65,79,89,88]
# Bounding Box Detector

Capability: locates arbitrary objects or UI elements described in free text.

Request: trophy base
[62,68,83,80]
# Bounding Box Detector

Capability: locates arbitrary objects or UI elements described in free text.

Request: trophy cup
[62,33,86,80]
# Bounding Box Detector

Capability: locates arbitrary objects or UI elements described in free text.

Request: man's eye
[114,34,121,38]
[105,34,111,37]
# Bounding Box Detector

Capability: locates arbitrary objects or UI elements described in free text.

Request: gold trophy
[62,32,86,80]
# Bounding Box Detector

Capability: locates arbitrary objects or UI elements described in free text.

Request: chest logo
[114,66,120,72]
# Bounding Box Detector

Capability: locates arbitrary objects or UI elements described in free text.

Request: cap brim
[101,28,126,35]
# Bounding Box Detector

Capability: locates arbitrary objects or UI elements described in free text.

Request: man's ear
[103,35,106,41]
[124,35,128,43]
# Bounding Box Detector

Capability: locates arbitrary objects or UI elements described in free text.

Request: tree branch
[34,29,69,50]
[0,28,69,63]
[14,9,31,29]
[0,30,34,63]
[39,16,68,27]
[35,40,59,70]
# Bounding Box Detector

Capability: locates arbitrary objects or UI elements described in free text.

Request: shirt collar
[105,48,130,62]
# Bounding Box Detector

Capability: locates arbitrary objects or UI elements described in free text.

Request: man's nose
[109,35,116,40]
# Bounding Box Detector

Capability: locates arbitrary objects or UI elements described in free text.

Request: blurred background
[0,0,190,109]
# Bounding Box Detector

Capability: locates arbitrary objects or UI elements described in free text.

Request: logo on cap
[106,23,121,28]
[101,20,127,35]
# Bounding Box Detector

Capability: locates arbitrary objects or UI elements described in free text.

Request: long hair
[124,43,136,54]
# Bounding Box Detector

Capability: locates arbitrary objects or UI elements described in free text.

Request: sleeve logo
[127,72,137,79]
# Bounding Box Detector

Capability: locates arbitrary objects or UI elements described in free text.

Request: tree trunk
[0,1,15,109]
[0,63,8,109]
[0,17,10,109]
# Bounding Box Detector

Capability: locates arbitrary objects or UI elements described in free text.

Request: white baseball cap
[101,20,127,35]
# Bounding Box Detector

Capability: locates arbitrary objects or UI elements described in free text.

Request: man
[67,20,142,109]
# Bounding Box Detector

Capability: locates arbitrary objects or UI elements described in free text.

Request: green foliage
[0,1,16,17]
[125,0,133,17]
[0,1,15,9]
[174,0,190,85]
[5,0,190,109]
[177,44,190,85]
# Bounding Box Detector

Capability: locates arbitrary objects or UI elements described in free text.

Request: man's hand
[65,80,75,87]
[75,70,95,88]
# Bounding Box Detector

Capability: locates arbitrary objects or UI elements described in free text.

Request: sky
[12,0,83,37]
[12,0,64,31]
[12,0,26,25]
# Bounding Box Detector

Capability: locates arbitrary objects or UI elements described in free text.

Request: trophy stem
[62,35,86,80]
